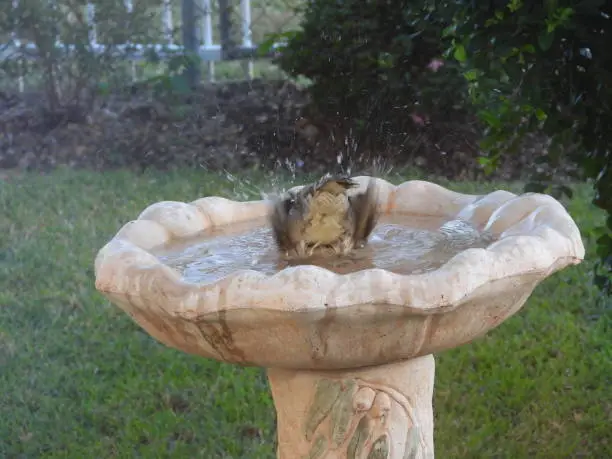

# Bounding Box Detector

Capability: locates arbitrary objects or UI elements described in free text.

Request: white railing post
[86,3,97,47]
[11,0,24,92]
[161,0,174,80]
[240,0,253,80]
[163,0,174,45]
[200,0,215,82]
[124,0,137,81]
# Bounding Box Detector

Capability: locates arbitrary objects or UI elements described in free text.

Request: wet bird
[269,174,380,258]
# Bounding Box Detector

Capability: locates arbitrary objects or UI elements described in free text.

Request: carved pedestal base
[267,355,435,459]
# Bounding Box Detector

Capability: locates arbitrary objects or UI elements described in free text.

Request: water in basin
[153,215,496,284]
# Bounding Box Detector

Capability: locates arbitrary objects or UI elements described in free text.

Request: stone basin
[94,176,584,459]
[95,177,583,371]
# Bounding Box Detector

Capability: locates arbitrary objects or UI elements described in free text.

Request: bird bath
[94,177,584,459]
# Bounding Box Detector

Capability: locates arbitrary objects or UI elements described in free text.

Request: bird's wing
[348,178,380,243]
[269,196,295,251]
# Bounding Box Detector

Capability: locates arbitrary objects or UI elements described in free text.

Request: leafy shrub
[275,0,471,146]
[445,0,612,292]
[0,0,170,123]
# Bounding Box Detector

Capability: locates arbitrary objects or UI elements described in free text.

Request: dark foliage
[274,0,471,150]
[447,0,612,293]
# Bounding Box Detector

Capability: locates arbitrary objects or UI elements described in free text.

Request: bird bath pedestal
[94,177,584,459]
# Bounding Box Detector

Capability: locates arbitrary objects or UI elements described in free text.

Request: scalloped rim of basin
[94,177,585,317]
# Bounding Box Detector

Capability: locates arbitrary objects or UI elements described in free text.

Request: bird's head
[283,188,311,220]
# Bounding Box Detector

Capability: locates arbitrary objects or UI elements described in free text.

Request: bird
[269,174,380,258]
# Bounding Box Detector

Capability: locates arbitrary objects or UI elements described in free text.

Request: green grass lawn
[0,168,610,458]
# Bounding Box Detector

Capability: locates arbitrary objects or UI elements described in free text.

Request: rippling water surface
[153,215,496,284]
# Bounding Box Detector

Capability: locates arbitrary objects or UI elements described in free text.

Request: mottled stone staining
[403,427,420,459]
[347,416,370,459]
[196,322,233,361]
[195,311,246,363]
[304,435,326,459]
[304,379,343,441]
[330,380,357,447]
[303,376,421,459]
[367,435,390,459]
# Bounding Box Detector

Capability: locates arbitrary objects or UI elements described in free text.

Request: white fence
[1,0,289,91]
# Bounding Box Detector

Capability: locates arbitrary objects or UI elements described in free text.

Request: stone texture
[268,356,435,459]
[94,176,584,370]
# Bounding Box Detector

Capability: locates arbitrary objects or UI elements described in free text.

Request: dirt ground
[0,78,563,180]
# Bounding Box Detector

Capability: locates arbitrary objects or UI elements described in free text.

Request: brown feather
[269,191,300,252]
[268,174,379,258]
[348,178,380,246]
